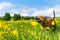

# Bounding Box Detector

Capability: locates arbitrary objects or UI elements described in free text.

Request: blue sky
[0,0,60,17]
[0,0,60,7]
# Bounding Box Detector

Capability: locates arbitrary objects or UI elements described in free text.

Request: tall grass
[0,18,60,40]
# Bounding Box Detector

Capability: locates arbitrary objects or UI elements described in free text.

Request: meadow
[0,18,60,40]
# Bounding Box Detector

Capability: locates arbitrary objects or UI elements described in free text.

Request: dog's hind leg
[52,24,56,32]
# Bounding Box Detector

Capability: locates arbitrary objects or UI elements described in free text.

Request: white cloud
[0,2,13,10]
[20,13,29,16]
[32,5,60,17]
[0,2,13,16]
[32,8,53,17]
[9,5,60,17]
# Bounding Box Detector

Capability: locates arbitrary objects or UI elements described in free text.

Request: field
[0,18,60,40]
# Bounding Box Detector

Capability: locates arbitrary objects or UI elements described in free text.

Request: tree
[23,16,30,20]
[3,13,11,21]
[17,14,21,20]
[13,14,21,21]
[13,14,18,21]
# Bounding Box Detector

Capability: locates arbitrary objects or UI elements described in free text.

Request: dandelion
[31,21,38,26]
[22,37,25,40]
[3,25,9,30]
[35,36,38,39]
[27,30,30,33]
[0,21,3,28]
[30,31,34,35]
[45,35,49,38]
[0,32,2,37]
[45,35,49,40]
[58,34,60,38]
[1,31,4,35]
[51,21,55,25]
[11,30,18,36]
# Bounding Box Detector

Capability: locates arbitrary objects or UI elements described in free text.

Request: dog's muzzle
[35,16,42,22]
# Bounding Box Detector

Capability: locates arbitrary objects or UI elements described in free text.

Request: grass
[0,18,60,40]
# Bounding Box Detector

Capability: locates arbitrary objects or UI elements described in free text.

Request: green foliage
[17,14,21,20]
[21,16,35,20]
[13,14,18,21]
[13,14,21,21]
[2,13,11,21]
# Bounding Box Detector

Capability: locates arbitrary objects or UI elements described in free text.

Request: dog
[35,10,56,31]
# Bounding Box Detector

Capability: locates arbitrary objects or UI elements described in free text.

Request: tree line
[0,12,35,21]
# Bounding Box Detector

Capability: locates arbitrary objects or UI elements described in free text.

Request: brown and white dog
[35,10,56,31]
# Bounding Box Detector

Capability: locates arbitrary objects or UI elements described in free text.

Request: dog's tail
[53,10,55,19]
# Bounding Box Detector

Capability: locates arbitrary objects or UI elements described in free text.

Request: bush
[2,13,11,21]
[17,14,21,20]
[13,14,21,21]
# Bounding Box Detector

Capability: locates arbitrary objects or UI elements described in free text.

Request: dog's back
[36,10,56,31]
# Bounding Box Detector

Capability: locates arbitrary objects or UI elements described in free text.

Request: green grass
[0,18,60,40]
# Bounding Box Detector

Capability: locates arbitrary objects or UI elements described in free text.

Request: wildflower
[30,31,34,35]
[22,38,25,40]
[45,35,49,38]
[31,21,38,26]
[35,36,38,39]
[27,30,30,33]
[0,21,3,28]
[3,25,8,30]
[11,30,18,36]
[58,34,60,40]
[1,31,4,35]
[0,32,2,37]
[51,20,55,25]
[58,34,60,37]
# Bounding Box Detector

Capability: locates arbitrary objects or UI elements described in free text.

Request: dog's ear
[39,16,47,21]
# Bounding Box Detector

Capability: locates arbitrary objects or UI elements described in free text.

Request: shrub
[2,13,11,21]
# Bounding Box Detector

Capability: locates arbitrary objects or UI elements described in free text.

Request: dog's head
[35,16,46,23]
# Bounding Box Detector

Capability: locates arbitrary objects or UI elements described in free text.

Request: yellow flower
[0,32,2,37]
[35,36,38,39]
[58,34,60,40]
[31,21,38,26]
[51,21,55,25]
[0,21,3,28]
[45,35,49,38]
[1,31,4,35]
[22,38,25,40]
[11,30,18,36]
[27,30,30,33]
[58,34,60,37]
[30,31,34,35]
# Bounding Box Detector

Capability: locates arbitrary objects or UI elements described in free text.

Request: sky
[0,0,60,17]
